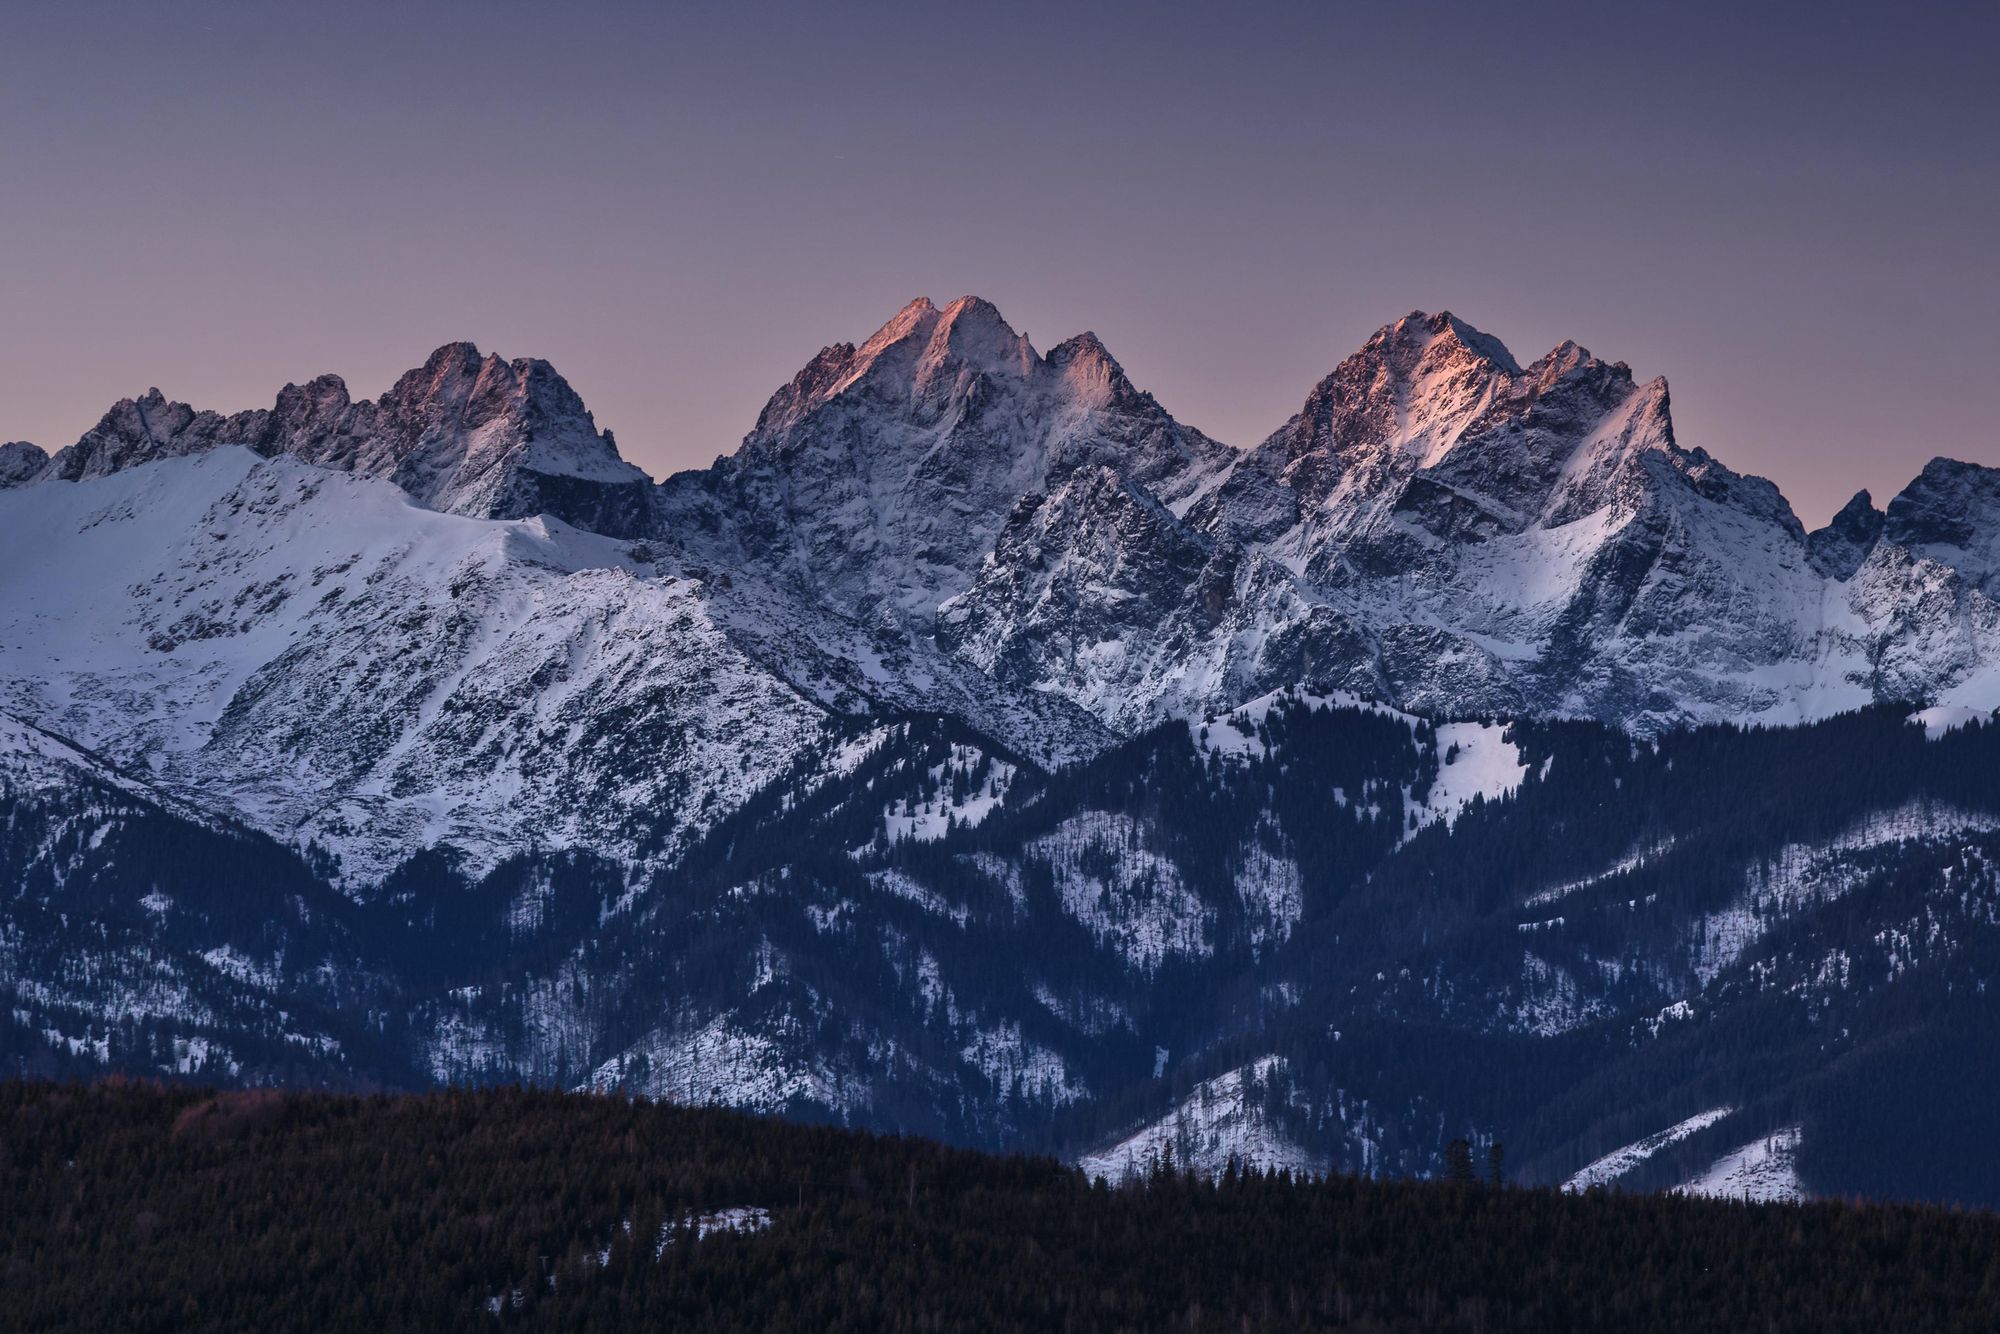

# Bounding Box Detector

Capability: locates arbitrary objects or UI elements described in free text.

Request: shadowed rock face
[0,441,46,488]
[1808,491,1885,580]
[29,343,655,536]
[1881,458,2000,598]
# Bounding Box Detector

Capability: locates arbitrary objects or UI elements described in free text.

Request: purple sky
[4,1,1996,524]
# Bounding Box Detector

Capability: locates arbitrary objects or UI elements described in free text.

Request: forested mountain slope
[9,691,2000,1204]
[9,1081,2000,1333]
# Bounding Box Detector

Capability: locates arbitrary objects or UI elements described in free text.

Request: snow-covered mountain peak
[867,294,941,345]
[1046,329,1115,365]
[1886,458,2000,537]
[758,298,1121,435]
[36,387,214,483]
[892,295,1036,415]
[1522,338,1635,400]
[954,309,1869,737]
[1044,331,1138,408]
[371,339,640,483]
[834,297,946,390]
[385,340,600,416]
[408,339,488,390]
[685,295,1233,633]
[1242,311,1677,554]
[267,372,358,426]
[1531,336,1592,370]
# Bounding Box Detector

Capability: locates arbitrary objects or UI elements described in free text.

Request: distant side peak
[1882,456,2000,560]
[1807,487,1885,580]
[1836,488,1878,516]
[1045,331,1137,405]
[1916,455,2000,483]
[0,440,48,488]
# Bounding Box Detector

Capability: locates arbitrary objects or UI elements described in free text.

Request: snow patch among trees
[1564,1108,1735,1191]
[1079,1057,1320,1182]
[1680,1126,1805,1202]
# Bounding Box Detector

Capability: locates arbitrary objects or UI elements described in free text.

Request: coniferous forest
[6,1079,2000,1333]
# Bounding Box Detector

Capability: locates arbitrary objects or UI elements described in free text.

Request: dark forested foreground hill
[6,1082,2000,1333]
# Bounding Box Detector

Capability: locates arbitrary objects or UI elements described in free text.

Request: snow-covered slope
[0,710,193,810]
[0,449,823,886]
[1680,1127,1805,1202]
[1564,1108,1735,1191]
[4,597,2000,1205]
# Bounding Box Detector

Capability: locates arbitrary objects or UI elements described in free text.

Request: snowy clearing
[1564,1107,1735,1191]
[1680,1126,1804,1202]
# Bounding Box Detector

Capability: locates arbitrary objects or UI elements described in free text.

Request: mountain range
[5,298,2000,1204]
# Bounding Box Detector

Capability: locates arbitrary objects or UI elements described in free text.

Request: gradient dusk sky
[4,0,1996,524]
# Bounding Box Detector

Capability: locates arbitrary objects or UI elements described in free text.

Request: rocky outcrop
[1881,458,2000,598]
[0,442,45,488]
[1808,491,1885,579]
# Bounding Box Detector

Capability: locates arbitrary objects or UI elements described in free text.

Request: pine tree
[1444,1138,1475,1185]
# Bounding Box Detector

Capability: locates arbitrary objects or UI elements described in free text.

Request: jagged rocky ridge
[18,343,654,534]
[11,298,2000,780]
[6,299,2000,1202]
